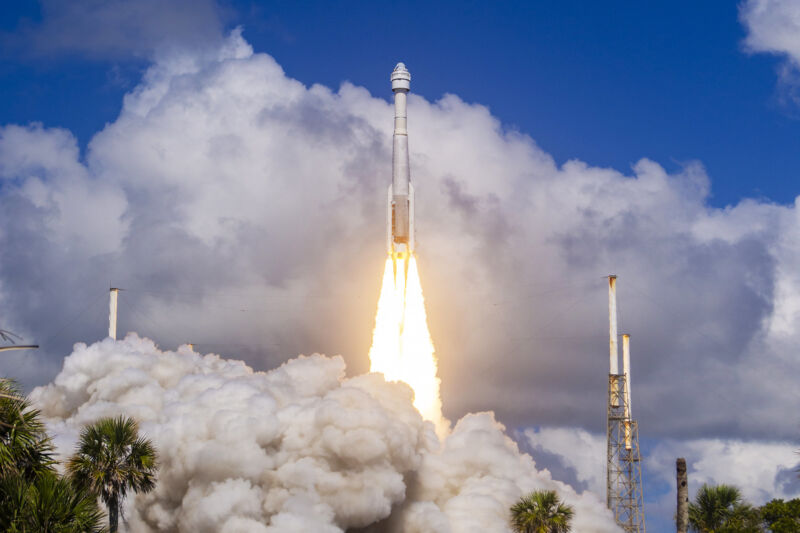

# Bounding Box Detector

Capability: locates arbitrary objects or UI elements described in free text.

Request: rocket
[387,62,414,260]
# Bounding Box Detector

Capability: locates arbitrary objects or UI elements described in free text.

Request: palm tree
[0,471,106,532]
[688,483,758,532]
[510,489,574,533]
[0,378,106,531]
[67,416,158,533]
[0,378,54,482]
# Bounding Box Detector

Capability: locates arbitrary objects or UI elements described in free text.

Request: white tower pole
[608,275,619,407]
[623,333,632,450]
[608,276,619,374]
[623,333,632,418]
[109,288,119,340]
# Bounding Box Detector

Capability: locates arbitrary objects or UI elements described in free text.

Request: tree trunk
[109,497,119,533]
[677,458,688,533]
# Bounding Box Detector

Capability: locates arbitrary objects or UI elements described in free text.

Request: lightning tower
[606,275,646,532]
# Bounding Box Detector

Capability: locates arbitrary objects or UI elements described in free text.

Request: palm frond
[510,489,575,533]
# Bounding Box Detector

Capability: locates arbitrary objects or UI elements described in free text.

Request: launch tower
[606,276,646,533]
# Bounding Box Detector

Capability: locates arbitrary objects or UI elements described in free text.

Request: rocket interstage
[388,62,414,261]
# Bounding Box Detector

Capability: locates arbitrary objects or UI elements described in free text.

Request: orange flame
[369,255,445,434]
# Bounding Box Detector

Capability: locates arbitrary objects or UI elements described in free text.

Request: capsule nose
[391,62,411,90]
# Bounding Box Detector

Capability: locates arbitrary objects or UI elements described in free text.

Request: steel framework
[607,374,646,533]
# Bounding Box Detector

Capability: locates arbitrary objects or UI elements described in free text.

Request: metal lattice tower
[607,373,646,532]
[606,276,646,533]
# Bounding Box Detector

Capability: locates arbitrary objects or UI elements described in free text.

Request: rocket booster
[388,62,414,257]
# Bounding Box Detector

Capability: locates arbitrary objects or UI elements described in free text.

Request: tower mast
[606,276,646,532]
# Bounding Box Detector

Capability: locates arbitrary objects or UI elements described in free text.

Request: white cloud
[741,0,800,105]
[742,0,800,65]
[647,437,800,505]
[0,123,128,255]
[5,0,228,60]
[31,335,621,532]
[523,427,605,496]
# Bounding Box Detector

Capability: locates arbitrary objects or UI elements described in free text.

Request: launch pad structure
[606,276,646,533]
[607,373,646,531]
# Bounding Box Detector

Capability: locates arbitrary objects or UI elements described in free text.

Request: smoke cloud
[31,335,619,532]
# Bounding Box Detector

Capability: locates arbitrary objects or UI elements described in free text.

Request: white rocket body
[388,63,414,257]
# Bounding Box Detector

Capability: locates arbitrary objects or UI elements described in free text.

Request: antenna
[0,345,38,353]
[0,329,38,353]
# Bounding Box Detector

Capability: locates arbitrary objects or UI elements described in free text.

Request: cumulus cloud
[0,27,799,457]
[523,425,800,528]
[643,436,800,528]
[523,427,605,496]
[31,335,620,532]
[4,0,228,60]
[742,0,800,64]
[741,0,800,104]
[646,437,799,505]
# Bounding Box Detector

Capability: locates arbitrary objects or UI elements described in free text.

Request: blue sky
[1,1,798,207]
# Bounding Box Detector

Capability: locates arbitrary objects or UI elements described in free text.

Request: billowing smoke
[31,335,618,532]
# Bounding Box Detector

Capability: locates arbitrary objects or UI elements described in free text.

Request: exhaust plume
[368,257,446,435]
[31,335,620,532]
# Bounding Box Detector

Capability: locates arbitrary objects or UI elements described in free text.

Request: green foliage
[686,483,800,532]
[688,483,760,532]
[761,498,800,533]
[0,379,54,482]
[0,378,105,531]
[67,416,158,533]
[717,506,763,533]
[0,471,106,532]
[510,489,574,533]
